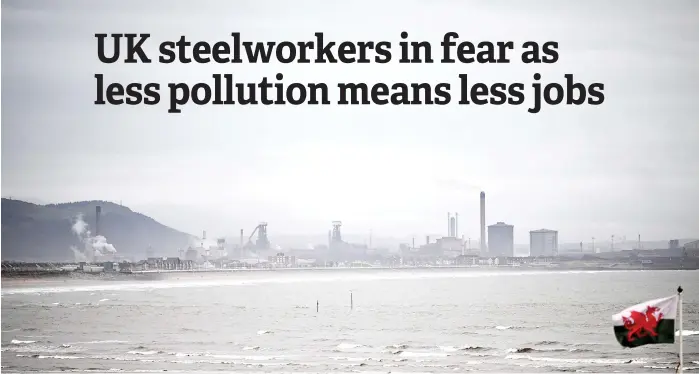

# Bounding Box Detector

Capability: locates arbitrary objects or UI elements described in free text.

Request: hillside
[1,199,195,262]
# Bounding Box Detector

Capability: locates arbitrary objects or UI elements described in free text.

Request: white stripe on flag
[612,295,678,326]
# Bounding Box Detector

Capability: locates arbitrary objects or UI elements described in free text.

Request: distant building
[530,229,559,257]
[268,252,297,267]
[488,222,514,257]
[685,240,699,258]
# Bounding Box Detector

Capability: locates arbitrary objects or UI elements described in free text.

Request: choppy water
[2,268,699,373]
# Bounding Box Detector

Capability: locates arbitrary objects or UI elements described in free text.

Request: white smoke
[70,245,87,262]
[70,213,117,262]
[72,215,88,236]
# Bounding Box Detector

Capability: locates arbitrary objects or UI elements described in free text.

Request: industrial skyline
[3,1,698,245]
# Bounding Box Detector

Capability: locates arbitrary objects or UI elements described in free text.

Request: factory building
[268,252,297,267]
[529,229,559,257]
[488,222,514,257]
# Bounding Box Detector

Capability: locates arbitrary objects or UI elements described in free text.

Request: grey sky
[2,0,698,244]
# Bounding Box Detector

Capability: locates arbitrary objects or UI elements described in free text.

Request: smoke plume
[70,213,117,262]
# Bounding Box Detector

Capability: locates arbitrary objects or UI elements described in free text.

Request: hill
[1,199,195,262]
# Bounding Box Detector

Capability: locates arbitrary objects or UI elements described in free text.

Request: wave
[329,356,368,362]
[257,330,271,335]
[334,343,369,351]
[677,330,699,337]
[9,339,36,345]
[17,354,84,360]
[506,354,649,365]
[127,350,161,355]
[494,325,531,330]
[71,340,129,344]
[439,345,492,352]
[206,353,282,361]
[511,346,594,353]
[243,346,260,351]
[384,344,409,350]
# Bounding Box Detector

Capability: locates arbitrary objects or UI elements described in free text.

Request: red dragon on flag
[622,305,663,342]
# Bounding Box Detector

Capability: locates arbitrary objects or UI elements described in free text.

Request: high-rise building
[488,222,514,257]
[529,229,558,257]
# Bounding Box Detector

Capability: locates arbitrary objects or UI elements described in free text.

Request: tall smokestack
[95,205,101,236]
[480,191,486,254]
[239,229,244,248]
[455,212,459,239]
[447,212,451,237]
[450,217,456,238]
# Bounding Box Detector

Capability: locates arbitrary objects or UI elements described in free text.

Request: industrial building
[530,229,559,257]
[488,222,514,257]
[267,252,297,267]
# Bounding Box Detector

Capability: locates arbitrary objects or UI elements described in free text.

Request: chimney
[455,212,459,239]
[95,205,102,236]
[447,212,451,237]
[480,191,486,254]
[426,235,430,244]
[239,229,244,248]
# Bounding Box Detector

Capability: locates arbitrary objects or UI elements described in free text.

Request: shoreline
[2,264,696,283]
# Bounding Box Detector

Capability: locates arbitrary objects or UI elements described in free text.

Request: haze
[2,0,698,244]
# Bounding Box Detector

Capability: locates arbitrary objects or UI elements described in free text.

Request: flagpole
[678,285,683,372]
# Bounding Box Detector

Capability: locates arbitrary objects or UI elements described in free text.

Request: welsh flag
[612,295,678,348]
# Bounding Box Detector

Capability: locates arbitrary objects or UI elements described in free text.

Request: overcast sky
[2,0,698,243]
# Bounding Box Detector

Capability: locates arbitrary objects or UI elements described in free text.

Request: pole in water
[677,285,683,373]
[316,300,319,313]
[350,291,353,310]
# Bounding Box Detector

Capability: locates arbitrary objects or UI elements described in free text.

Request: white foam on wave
[16,354,84,360]
[9,339,36,345]
[438,345,490,354]
[0,269,635,295]
[399,351,449,358]
[257,330,271,335]
[206,353,279,361]
[127,350,159,355]
[330,356,367,362]
[439,346,459,352]
[39,355,84,360]
[243,346,260,351]
[495,325,512,330]
[506,354,649,365]
[676,330,699,336]
[72,340,129,344]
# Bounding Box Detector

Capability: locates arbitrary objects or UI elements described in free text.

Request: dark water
[2,269,698,373]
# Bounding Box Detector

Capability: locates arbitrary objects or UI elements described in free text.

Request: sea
[2,268,698,373]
